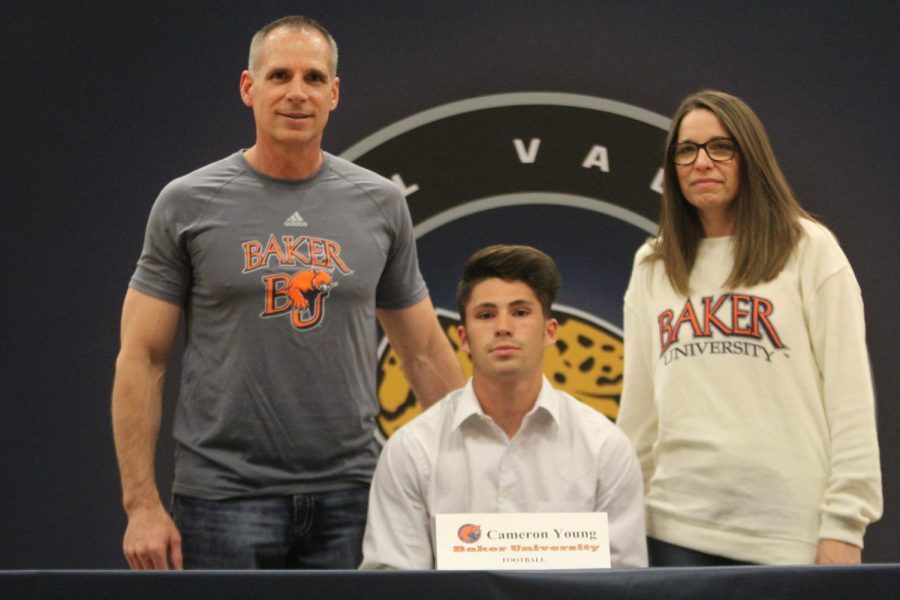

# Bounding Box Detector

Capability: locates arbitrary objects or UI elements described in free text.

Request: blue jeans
[647,537,753,567]
[171,487,369,569]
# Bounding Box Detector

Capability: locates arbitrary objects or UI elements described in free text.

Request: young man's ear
[544,318,559,346]
[457,324,470,355]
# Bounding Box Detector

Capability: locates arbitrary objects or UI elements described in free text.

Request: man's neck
[243,142,324,181]
[472,372,543,439]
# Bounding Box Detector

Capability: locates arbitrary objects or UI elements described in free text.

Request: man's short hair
[248,15,339,76]
[456,245,561,323]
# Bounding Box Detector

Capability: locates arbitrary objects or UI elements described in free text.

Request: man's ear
[330,76,340,111]
[239,70,254,108]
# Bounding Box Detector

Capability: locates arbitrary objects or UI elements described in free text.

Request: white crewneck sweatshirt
[618,219,882,564]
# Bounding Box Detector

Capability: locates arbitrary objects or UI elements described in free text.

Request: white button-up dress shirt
[360,377,647,569]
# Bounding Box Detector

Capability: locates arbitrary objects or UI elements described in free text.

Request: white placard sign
[435,512,610,570]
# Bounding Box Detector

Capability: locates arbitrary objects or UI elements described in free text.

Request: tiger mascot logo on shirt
[341,93,668,441]
[285,269,334,328]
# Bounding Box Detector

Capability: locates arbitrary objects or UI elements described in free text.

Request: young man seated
[360,245,647,569]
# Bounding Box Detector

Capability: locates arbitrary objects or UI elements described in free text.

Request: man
[111,15,463,570]
[360,245,648,569]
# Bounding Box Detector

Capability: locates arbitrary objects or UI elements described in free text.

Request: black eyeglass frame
[670,137,738,165]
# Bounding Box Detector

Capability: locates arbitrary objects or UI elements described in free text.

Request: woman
[617,90,882,566]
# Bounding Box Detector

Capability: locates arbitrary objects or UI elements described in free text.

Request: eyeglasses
[670,137,738,165]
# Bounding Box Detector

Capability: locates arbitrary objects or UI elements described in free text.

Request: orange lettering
[284,235,312,267]
[673,299,703,337]
[753,296,784,348]
[702,295,731,336]
[326,240,352,274]
[658,310,675,354]
[731,294,752,336]
[262,235,289,266]
[243,241,263,272]
[261,274,292,315]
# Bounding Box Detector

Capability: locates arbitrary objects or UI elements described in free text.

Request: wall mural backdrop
[346,94,665,437]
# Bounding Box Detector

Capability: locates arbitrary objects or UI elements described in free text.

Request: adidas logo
[284,212,308,227]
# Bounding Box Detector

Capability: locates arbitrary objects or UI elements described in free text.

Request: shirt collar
[450,376,561,432]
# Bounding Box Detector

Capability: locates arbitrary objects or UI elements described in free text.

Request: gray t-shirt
[130,151,427,499]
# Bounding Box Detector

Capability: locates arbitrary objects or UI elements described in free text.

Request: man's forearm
[111,356,166,513]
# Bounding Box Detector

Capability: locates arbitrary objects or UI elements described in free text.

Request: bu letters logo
[242,234,352,331]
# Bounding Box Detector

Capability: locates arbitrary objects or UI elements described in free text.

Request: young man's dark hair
[456,245,561,323]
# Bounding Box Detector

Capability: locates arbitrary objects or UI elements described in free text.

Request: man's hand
[815,539,861,565]
[123,504,183,570]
